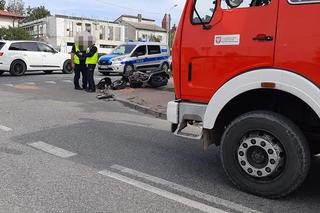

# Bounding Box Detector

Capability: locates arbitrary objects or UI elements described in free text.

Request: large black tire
[220,111,310,198]
[0,71,4,76]
[10,60,26,76]
[44,71,53,74]
[62,60,73,74]
[149,74,168,88]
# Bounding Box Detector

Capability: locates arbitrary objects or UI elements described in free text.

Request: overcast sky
[22,0,186,26]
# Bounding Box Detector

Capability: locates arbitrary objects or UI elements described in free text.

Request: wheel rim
[14,63,24,74]
[237,131,285,179]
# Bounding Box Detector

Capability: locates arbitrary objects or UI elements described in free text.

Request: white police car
[98,42,170,76]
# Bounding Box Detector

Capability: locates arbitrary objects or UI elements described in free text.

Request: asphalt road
[0,71,319,213]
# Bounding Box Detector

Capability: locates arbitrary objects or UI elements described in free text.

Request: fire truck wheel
[220,111,310,198]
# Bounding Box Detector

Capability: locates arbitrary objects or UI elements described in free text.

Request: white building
[20,15,126,54]
[0,10,24,28]
[115,14,167,44]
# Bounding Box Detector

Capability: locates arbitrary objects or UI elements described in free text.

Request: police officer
[71,43,88,90]
[85,40,98,93]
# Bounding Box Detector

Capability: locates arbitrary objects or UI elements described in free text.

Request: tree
[0,27,31,40]
[24,6,50,22]
[6,0,25,16]
[0,0,6,10]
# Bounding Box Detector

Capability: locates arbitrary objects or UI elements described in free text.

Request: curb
[115,97,167,120]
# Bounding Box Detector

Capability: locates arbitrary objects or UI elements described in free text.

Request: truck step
[174,120,202,140]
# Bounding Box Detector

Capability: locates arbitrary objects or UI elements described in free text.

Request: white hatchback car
[0,41,73,76]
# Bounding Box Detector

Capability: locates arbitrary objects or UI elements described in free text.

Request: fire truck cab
[167,0,320,198]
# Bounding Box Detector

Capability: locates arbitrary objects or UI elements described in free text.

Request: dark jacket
[71,45,86,65]
[85,45,98,58]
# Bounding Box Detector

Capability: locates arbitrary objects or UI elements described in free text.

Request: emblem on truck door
[214,34,240,46]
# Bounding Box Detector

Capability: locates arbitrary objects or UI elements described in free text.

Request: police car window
[112,44,136,55]
[148,45,161,55]
[221,0,271,9]
[132,45,146,56]
[192,0,216,24]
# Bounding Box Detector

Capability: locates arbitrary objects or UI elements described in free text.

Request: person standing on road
[71,43,88,90]
[85,40,98,93]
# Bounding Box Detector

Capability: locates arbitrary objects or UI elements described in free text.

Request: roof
[123,21,166,33]
[0,10,24,18]
[115,15,155,22]
[55,14,114,24]
[123,41,167,46]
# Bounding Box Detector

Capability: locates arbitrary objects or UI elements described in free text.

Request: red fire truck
[167,0,320,198]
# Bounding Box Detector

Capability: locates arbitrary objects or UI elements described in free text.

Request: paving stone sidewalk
[112,79,175,119]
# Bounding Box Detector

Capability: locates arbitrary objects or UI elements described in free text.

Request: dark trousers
[86,64,96,91]
[74,64,88,89]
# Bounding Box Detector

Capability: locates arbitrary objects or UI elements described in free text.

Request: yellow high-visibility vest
[73,45,80,65]
[85,46,98,65]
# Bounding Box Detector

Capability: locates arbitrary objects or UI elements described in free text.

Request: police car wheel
[161,63,169,73]
[0,71,4,76]
[123,64,134,77]
[62,60,73,74]
[220,111,310,198]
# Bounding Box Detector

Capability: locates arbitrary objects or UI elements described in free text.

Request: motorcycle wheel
[130,81,143,88]
[149,74,168,88]
[111,79,128,90]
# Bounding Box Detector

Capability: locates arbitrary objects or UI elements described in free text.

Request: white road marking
[45,81,57,84]
[25,82,36,85]
[99,170,227,213]
[0,125,13,132]
[28,141,77,158]
[111,165,261,213]
[2,84,14,87]
[62,80,73,83]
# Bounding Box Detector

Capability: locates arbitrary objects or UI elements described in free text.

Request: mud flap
[202,129,214,152]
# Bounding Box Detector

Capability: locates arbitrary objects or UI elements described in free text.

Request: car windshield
[112,44,136,55]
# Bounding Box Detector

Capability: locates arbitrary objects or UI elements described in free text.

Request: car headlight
[112,57,126,63]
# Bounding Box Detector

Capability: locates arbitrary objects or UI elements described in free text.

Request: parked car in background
[98,42,170,76]
[0,41,73,76]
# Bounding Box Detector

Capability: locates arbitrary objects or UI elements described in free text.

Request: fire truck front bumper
[167,100,207,134]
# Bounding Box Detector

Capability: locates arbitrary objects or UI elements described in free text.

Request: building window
[100,25,105,40]
[100,44,117,49]
[85,23,91,33]
[108,26,114,41]
[66,21,73,37]
[39,25,43,36]
[76,23,82,33]
[115,27,121,41]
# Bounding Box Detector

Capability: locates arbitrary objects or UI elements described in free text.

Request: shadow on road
[11,119,320,213]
